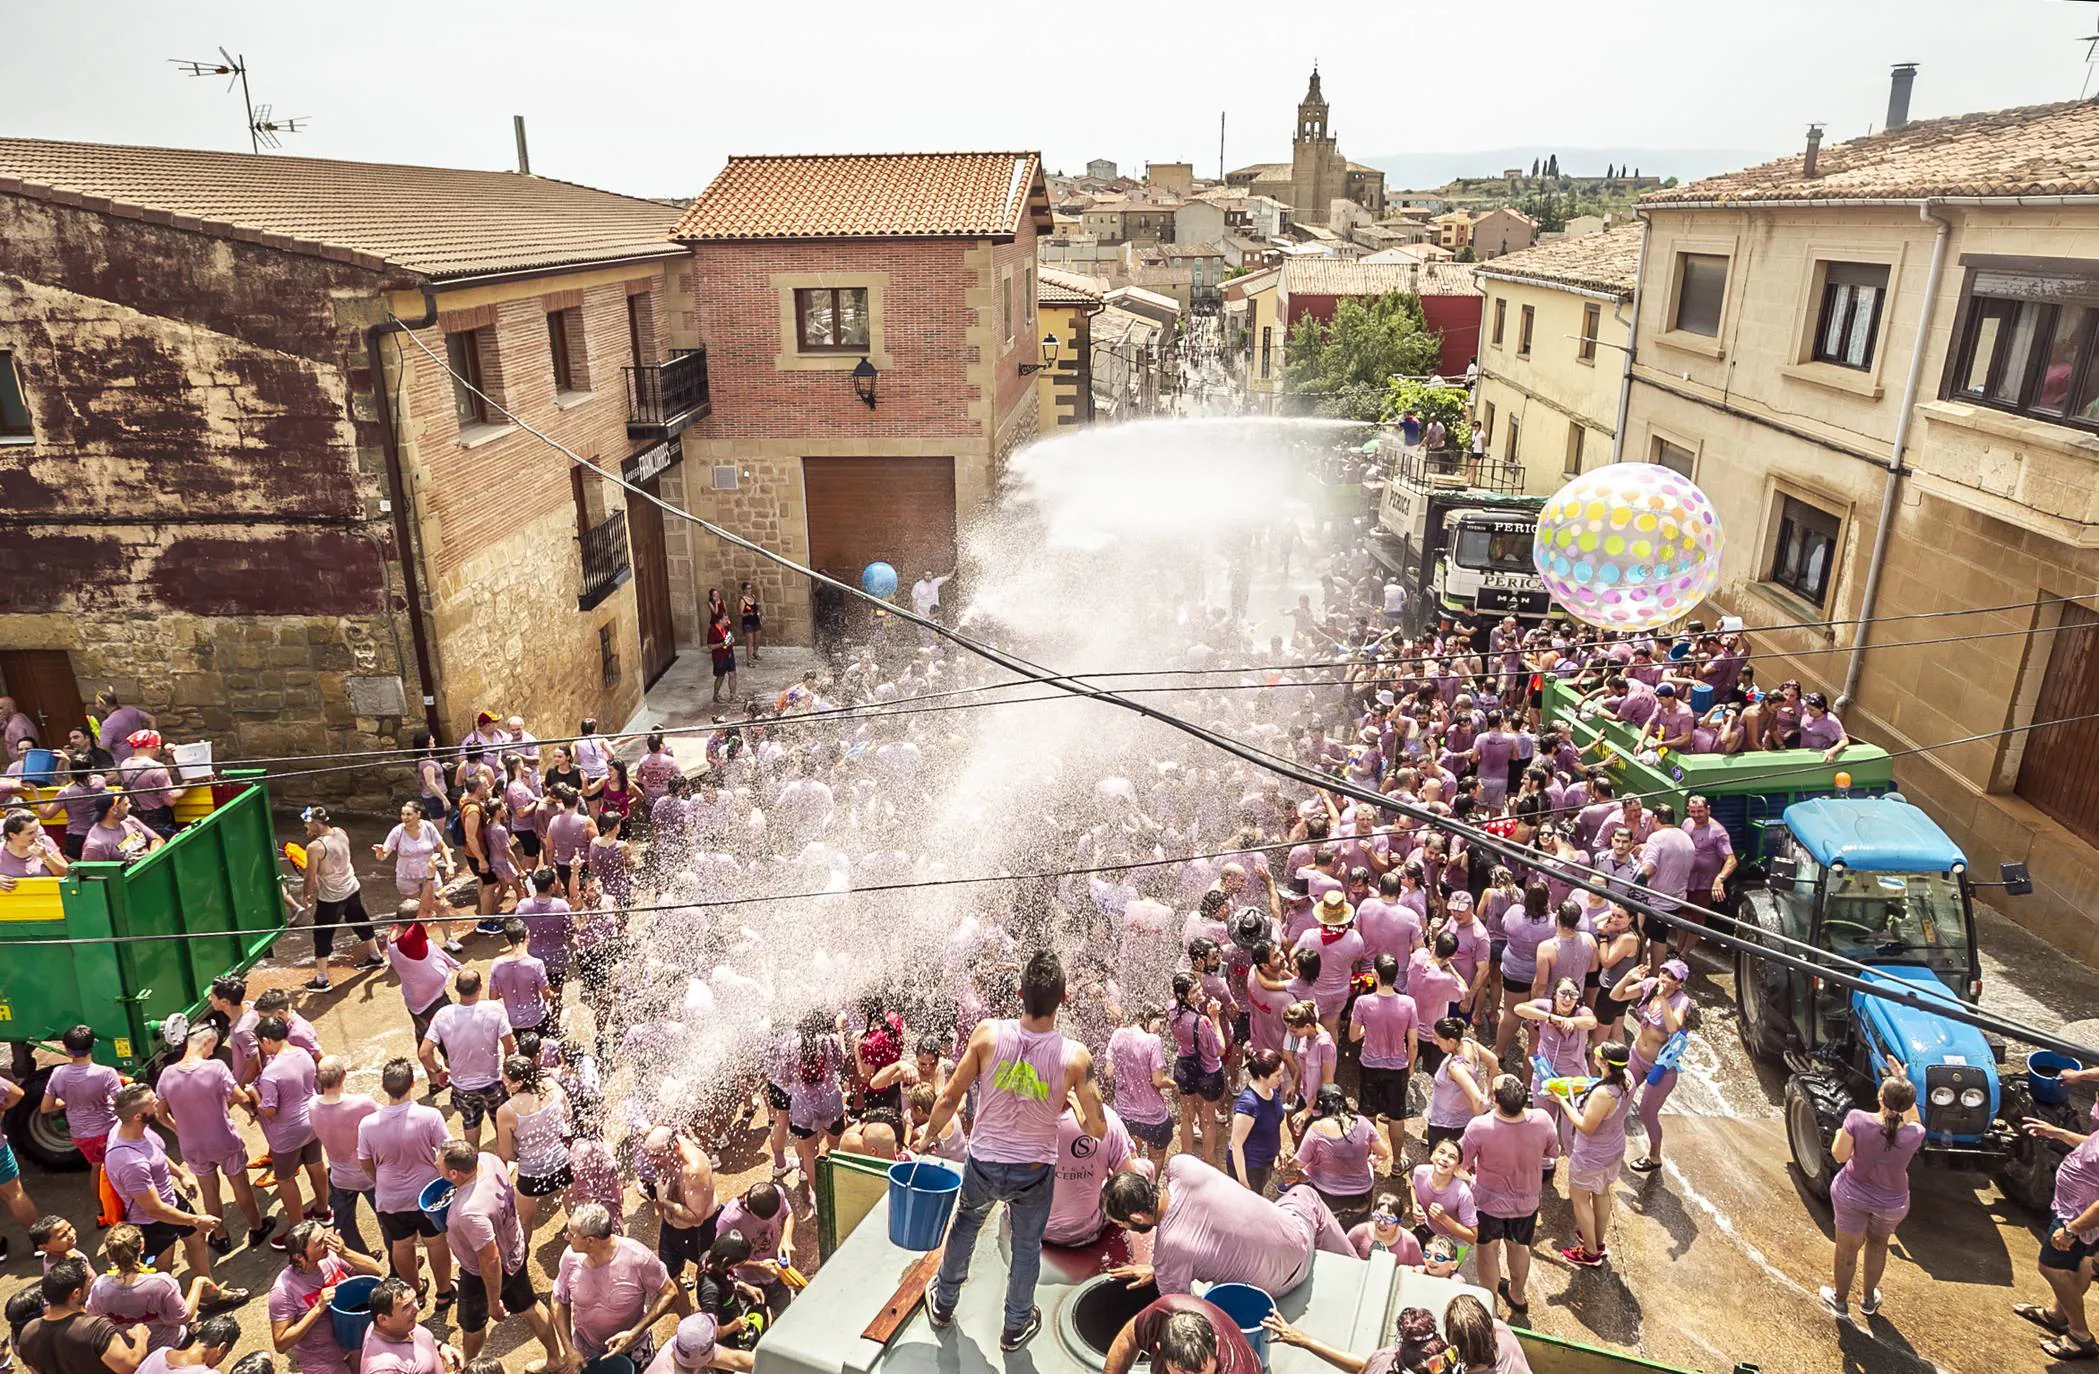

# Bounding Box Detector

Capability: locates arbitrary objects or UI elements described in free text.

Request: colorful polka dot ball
[1532,463,1724,631]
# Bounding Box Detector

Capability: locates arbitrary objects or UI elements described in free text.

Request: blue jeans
[329,1184,376,1256]
[931,1157,1053,1332]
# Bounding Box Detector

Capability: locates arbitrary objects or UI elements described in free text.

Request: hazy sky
[13,1,2097,196]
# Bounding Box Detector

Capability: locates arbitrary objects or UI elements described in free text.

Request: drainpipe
[1611,214,1652,461]
[364,286,446,742]
[1837,200,1951,714]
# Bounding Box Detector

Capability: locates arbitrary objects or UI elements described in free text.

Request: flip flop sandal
[2041,1334,2099,1360]
[2016,1303,2071,1334]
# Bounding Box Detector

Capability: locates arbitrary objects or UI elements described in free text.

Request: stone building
[0,138,690,806]
[669,152,1049,645]
[1627,94,2099,952]
[1472,224,1641,494]
[1287,69,1385,228]
[1035,268,1104,430]
[1471,206,1539,260]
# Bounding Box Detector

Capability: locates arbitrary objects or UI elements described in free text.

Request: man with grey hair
[554,1202,686,1367]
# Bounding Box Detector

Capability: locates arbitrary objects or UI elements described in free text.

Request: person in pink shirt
[1354,871,1423,978]
[1291,893,1363,1037]
[41,1025,124,1227]
[0,809,68,887]
[643,1313,751,1374]
[1460,1074,1561,1319]
[1166,972,1226,1165]
[554,1202,683,1366]
[372,801,453,933]
[1044,1105,1137,1247]
[1410,1137,1480,1253]
[1282,1001,1335,1107]
[1406,933,1468,1039]
[360,1278,458,1374]
[1293,1085,1391,1226]
[268,1220,385,1374]
[1106,1006,1175,1160]
[384,918,460,1044]
[310,1058,380,1257]
[1345,1192,1425,1266]
[155,1025,267,1252]
[1348,955,1419,1162]
[255,1019,329,1252]
[1242,942,1296,1057]
[713,1182,793,1313]
[1635,803,1696,965]
[1820,1062,1925,1320]
[354,1059,454,1304]
[1102,1153,1354,1298]
[134,1313,242,1374]
[436,1141,564,1366]
[489,921,555,1036]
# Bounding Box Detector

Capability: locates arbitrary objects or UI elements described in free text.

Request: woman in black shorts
[739,582,763,665]
[493,1054,571,1233]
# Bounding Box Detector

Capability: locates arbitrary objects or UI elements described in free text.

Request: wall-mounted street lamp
[851,357,878,409]
[1018,333,1061,376]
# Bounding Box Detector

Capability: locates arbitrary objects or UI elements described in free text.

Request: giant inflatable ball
[1533,464,1723,630]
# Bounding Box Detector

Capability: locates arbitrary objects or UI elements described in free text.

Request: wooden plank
[861,1248,944,1345]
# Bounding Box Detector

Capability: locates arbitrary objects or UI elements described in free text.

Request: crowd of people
[3,481,2098,1374]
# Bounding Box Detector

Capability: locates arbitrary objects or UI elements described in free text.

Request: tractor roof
[1785,798,1967,873]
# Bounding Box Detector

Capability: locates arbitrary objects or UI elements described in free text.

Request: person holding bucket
[916,951,1106,1353]
[267,1220,384,1374]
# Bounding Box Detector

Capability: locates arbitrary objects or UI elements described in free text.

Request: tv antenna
[169,47,307,153]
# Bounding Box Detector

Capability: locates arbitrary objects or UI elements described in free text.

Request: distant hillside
[1362,146,1774,190]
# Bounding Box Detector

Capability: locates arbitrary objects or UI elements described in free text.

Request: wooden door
[802,457,958,635]
[628,480,677,688]
[0,649,86,748]
[2017,601,2099,847]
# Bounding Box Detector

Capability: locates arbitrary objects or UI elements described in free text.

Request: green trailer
[1,771,285,1168]
[1540,677,1894,862]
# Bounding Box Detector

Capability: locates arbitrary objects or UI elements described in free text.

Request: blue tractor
[1732,797,2066,1209]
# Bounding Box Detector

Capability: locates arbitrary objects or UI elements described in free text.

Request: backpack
[446,800,476,848]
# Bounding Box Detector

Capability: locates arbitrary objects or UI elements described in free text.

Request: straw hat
[1315,890,1354,927]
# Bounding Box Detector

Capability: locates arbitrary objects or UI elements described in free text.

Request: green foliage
[1279,292,1446,420]
[1457,245,1476,262]
[1380,377,1470,434]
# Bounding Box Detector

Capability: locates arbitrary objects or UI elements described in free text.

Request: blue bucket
[1203,1283,1275,1369]
[886,1159,962,1251]
[2029,1051,2082,1107]
[19,748,58,786]
[419,1178,455,1228]
[1689,684,1715,715]
[583,1357,637,1374]
[328,1275,381,1350]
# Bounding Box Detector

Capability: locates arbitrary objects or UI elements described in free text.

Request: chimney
[1803,124,1824,180]
[1887,63,1917,132]
[513,115,531,175]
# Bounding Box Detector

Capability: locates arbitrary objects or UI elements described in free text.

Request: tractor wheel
[3,1066,87,1171]
[1785,1075,1841,1200]
[1735,937,1792,1062]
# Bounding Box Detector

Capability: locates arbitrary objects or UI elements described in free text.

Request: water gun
[1647,1029,1689,1085]
[1351,970,1377,995]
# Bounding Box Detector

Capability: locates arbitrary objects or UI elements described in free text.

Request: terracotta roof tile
[0,136,683,279]
[1471,223,1642,296]
[1036,266,1104,305]
[673,152,1045,240]
[1280,258,1482,298]
[1646,99,2099,205]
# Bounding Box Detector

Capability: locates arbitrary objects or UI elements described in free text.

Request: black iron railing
[577,509,632,611]
[624,347,710,438]
[1390,445,1526,494]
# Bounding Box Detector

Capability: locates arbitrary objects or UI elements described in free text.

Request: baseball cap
[1655,683,1676,697]
[1446,890,1474,911]
[1660,958,1690,981]
[671,1315,719,1367]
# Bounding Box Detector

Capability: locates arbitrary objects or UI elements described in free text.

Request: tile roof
[1417,263,1484,297]
[1222,265,1282,299]
[0,136,683,280]
[1229,163,1290,179]
[1645,99,2099,204]
[673,152,1046,240]
[1470,222,1643,296]
[1155,241,1224,258]
[1037,266,1105,305]
[1281,257,1484,299]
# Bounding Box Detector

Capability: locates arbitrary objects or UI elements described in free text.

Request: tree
[1530,157,1541,176]
[1279,292,1446,420]
[1546,153,1560,178]
[1381,376,1470,435]
[1457,244,1476,262]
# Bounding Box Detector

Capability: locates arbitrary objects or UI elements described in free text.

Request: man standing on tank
[916,951,1105,1352]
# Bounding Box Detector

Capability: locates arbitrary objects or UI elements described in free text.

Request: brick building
[667,152,1050,645]
[0,138,691,806]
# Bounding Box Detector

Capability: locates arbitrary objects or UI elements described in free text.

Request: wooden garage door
[802,457,958,608]
[2018,601,2099,848]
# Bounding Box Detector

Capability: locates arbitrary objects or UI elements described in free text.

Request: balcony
[1387,445,1526,495]
[624,347,711,439]
[577,509,632,611]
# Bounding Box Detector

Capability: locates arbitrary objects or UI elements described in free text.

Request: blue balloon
[860,562,899,598]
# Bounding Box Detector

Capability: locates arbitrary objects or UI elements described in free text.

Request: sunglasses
[1371,1210,1400,1224]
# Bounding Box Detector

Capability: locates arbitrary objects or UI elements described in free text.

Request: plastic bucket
[19,749,58,785]
[886,1159,962,1250]
[1689,684,1715,715]
[2029,1051,2082,1106]
[419,1179,455,1228]
[1203,1284,1274,1368]
[583,1356,637,1374]
[328,1275,381,1350]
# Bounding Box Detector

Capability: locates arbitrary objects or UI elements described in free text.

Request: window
[1504,416,1520,463]
[1769,495,1841,607]
[1002,274,1015,346]
[548,310,576,393]
[1491,297,1506,346]
[1652,437,1695,478]
[1023,267,1035,329]
[599,624,621,688]
[0,352,32,441]
[1673,252,1729,336]
[1950,269,2099,428]
[1812,263,1890,370]
[1579,303,1601,363]
[794,287,871,352]
[1564,424,1585,476]
[446,330,487,427]
[1260,326,1272,379]
[1482,400,1496,447]
[1517,304,1535,357]
[627,293,650,369]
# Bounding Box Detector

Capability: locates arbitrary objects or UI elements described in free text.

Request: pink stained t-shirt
[1346,1221,1425,1265]
[424,999,512,1091]
[488,954,551,1031]
[1243,971,1295,1054]
[1045,1108,1133,1245]
[1297,1115,1376,1197]
[1830,1109,1927,1216]
[154,1058,245,1164]
[356,1101,451,1212]
[386,940,458,1016]
[1167,1005,1223,1075]
[267,1253,354,1374]
[554,1236,671,1361]
[1153,1154,1317,1297]
[311,1094,381,1191]
[256,1046,319,1153]
[447,1152,527,1278]
[1349,991,1419,1070]
[1289,1028,1336,1097]
[45,1061,121,1139]
[1107,1025,1170,1125]
[970,1021,1070,1167]
[1405,954,1466,1029]
[1354,899,1422,974]
[1460,1109,1562,1218]
[1409,1164,1478,1242]
[361,1324,445,1374]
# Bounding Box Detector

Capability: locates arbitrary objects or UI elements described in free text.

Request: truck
[1364,446,1549,631]
[1540,678,2063,1210]
[0,771,287,1169]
